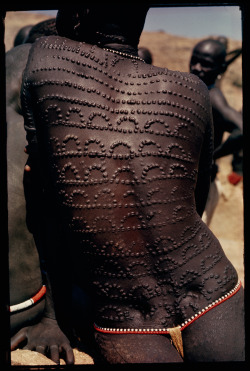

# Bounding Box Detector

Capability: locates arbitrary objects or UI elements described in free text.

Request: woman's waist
[79,220,226,278]
[92,278,240,332]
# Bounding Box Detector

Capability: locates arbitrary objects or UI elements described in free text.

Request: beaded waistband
[9,285,46,313]
[94,281,242,335]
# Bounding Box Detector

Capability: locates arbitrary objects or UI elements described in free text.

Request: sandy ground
[5,11,244,366]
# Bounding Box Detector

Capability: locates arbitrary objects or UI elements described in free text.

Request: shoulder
[181,71,210,100]
[27,35,64,57]
[152,66,210,99]
[162,68,211,111]
[23,35,69,78]
[25,35,84,70]
[6,44,33,106]
[6,43,32,72]
[209,86,232,117]
[146,66,212,129]
[6,42,32,58]
[209,86,227,107]
[29,35,79,54]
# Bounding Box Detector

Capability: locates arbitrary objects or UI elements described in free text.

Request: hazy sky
[144,6,242,40]
[27,5,242,41]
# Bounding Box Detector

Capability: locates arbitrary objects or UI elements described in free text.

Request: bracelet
[10,285,46,313]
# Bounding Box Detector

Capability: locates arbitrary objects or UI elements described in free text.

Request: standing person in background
[211,36,243,186]
[190,38,243,225]
[7,19,74,365]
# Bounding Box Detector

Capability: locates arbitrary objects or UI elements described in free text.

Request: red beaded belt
[94,281,242,335]
[9,285,46,313]
[94,281,242,358]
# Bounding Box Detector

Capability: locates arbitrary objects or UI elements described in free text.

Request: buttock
[94,282,244,362]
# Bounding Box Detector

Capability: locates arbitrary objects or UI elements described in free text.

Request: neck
[101,42,138,57]
[56,6,148,55]
[90,29,139,57]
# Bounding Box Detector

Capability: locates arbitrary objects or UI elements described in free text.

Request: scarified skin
[22,36,238,332]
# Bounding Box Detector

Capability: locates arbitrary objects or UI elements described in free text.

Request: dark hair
[24,18,57,44]
[138,47,153,64]
[14,25,33,46]
[193,38,227,65]
[56,4,149,47]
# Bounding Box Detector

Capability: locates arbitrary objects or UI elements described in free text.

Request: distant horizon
[24,5,242,42]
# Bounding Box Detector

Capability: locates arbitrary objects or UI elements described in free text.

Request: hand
[11,317,74,365]
[24,146,31,172]
[24,164,31,172]
[23,144,39,172]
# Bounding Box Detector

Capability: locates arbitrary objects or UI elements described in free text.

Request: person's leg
[182,286,245,361]
[94,332,184,363]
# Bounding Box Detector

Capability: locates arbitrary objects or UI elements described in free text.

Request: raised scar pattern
[22,37,237,327]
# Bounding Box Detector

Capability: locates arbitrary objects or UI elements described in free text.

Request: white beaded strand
[103,47,146,63]
[94,281,241,334]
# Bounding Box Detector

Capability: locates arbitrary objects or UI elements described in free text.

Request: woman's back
[21,35,242,361]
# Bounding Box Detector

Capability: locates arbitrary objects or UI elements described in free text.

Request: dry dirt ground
[5,11,244,366]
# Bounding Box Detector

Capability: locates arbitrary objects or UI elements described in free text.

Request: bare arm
[11,147,74,364]
[210,87,242,160]
[9,46,75,365]
[195,88,214,217]
[11,271,74,365]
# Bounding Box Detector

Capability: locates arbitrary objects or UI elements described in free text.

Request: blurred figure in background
[8,19,74,365]
[13,18,57,46]
[210,36,243,185]
[13,24,33,46]
[190,38,242,225]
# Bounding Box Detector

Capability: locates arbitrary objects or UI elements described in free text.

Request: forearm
[213,131,243,160]
[42,270,57,320]
[21,73,38,149]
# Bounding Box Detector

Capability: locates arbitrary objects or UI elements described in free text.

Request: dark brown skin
[190,39,243,177]
[6,24,74,365]
[20,6,244,363]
